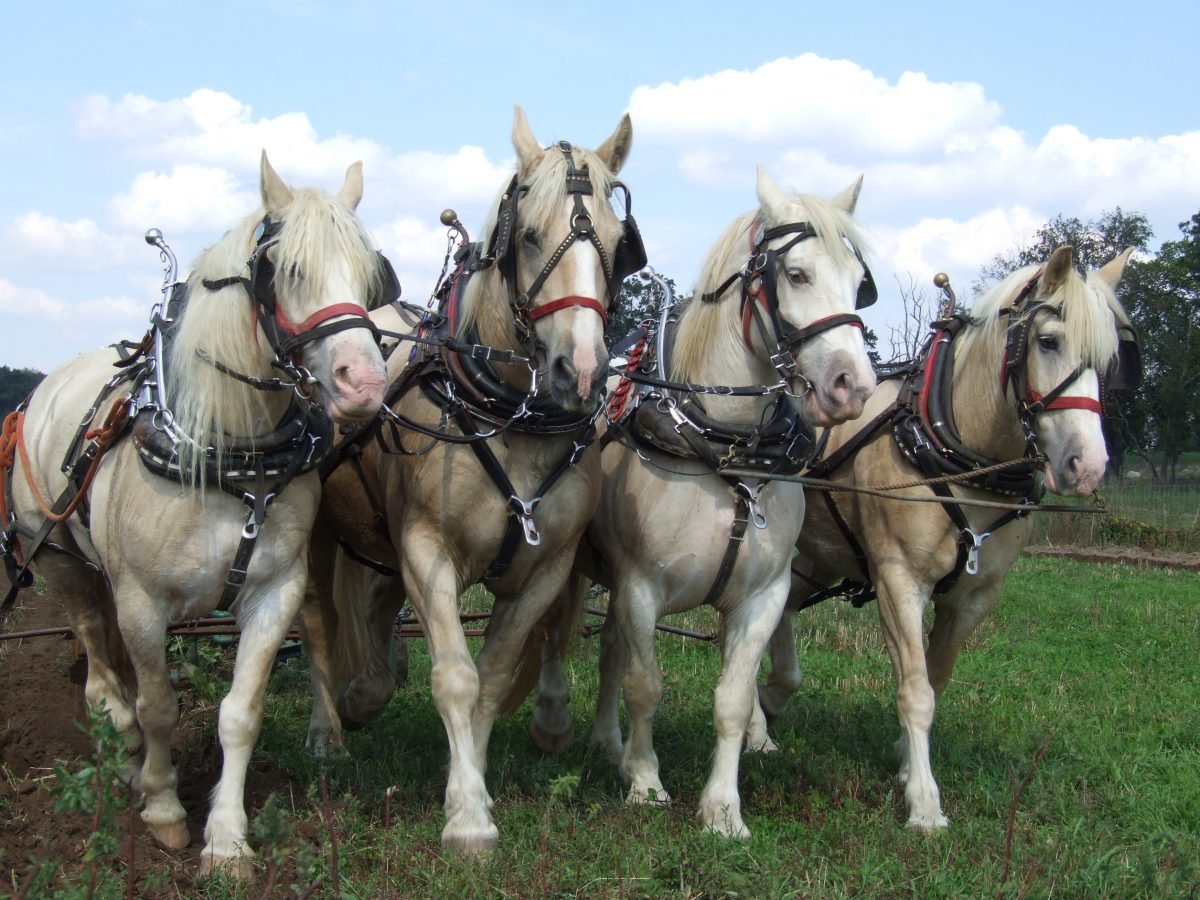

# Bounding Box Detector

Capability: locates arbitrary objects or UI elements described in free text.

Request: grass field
[14,556,1198,898]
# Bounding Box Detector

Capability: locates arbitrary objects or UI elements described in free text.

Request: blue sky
[2,0,1197,370]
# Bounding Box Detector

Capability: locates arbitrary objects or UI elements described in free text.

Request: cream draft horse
[533,171,878,839]
[5,155,387,875]
[748,246,1135,831]
[304,108,638,853]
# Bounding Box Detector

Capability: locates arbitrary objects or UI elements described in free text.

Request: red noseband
[526,295,608,328]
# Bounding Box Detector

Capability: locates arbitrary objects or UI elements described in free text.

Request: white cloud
[2,213,128,270]
[110,165,258,232]
[631,55,1001,157]
[630,55,1200,254]
[0,278,69,319]
[76,89,389,182]
[880,206,1048,284]
[372,215,463,305]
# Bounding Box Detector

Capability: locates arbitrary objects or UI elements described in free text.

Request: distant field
[1031,449,1199,552]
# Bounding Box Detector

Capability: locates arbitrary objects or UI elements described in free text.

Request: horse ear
[1097,247,1134,288]
[755,166,787,213]
[260,151,293,214]
[595,113,633,174]
[512,105,545,176]
[338,161,364,210]
[1043,245,1075,293]
[832,175,864,214]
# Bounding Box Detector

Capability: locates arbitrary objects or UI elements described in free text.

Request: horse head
[475,107,639,414]
[750,169,877,425]
[1002,244,1136,495]
[257,152,389,425]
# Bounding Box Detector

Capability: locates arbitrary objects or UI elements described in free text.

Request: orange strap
[1,399,132,526]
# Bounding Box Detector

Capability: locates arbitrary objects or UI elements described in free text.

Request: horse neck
[670,298,780,425]
[950,328,1026,460]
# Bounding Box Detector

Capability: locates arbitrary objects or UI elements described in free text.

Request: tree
[1120,213,1200,482]
[0,365,45,413]
[608,273,688,350]
[974,209,1157,478]
[975,208,1154,290]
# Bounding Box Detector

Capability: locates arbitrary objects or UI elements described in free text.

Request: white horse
[2,153,387,875]
[304,108,642,852]
[747,245,1136,830]
[530,169,877,839]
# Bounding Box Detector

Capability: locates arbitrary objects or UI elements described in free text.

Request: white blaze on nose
[568,242,601,399]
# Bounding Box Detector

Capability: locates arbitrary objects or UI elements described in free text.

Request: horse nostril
[552,356,576,383]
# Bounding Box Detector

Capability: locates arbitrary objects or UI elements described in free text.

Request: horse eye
[785,269,809,286]
[1037,334,1059,352]
[522,229,541,250]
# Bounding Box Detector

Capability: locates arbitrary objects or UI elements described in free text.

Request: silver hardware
[511,497,541,546]
[963,528,991,575]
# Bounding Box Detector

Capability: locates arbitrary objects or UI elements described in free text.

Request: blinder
[852,245,878,309]
[1106,325,1142,391]
[609,181,648,284]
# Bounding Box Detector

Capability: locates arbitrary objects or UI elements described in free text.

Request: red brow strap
[527,296,608,328]
[276,302,369,336]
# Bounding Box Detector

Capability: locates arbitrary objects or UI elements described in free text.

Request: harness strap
[451,403,593,582]
[701,480,753,606]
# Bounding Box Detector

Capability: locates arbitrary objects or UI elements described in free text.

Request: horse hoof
[626,786,672,808]
[906,814,950,833]
[147,820,190,850]
[441,822,500,856]
[530,719,575,754]
[198,852,256,880]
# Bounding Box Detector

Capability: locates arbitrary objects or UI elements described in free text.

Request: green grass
[21,558,1200,897]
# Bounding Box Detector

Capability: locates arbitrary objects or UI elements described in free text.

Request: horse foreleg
[758,562,810,718]
[404,547,497,854]
[529,570,591,754]
[334,567,404,729]
[299,524,343,758]
[202,576,307,877]
[614,579,670,807]
[698,580,788,839]
[588,603,625,765]
[875,569,948,831]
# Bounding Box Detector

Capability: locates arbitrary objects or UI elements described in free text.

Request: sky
[2,0,1198,372]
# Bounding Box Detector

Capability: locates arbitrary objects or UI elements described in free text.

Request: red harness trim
[527,295,608,328]
[1027,389,1103,416]
[275,302,370,336]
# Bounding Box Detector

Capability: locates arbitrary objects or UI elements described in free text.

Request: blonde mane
[460,146,620,336]
[957,261,1128,378]
[671,194,868,382]
[168,188,381,478]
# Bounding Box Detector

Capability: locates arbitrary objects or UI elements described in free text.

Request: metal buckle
[962,528,991,575]
[510,497,541,546]
[737,482,769,529]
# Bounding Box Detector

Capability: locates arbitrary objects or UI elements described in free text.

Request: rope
[606,328,648,421]
[712,463,1105,515]
[851,454,1043,493]
[4,400,131,525]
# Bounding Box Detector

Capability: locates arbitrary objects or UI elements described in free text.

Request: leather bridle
[702,217,876,383]
[482,141,646,356]
[203,215,381,387]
